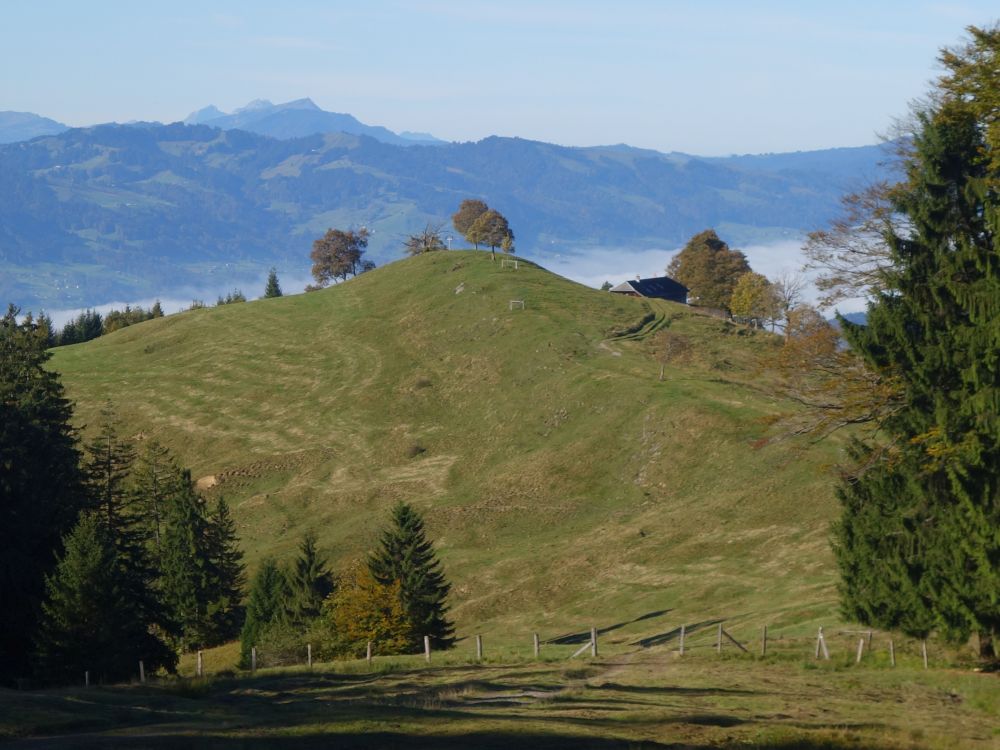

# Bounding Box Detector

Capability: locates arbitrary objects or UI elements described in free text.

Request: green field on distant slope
[50,251,847,646]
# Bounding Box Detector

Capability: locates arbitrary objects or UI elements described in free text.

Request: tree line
[238,502,453,668]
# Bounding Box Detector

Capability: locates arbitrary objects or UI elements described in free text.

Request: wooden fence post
[251,646,257,674]
[476,634,483,661]
[533,633,540,658]
[366,640,372,667]
[307,644,312,669]
[85,671,89,688]
[855,638,865,664]
[424,635,431,663]
[197,650,203,678]
[139,660,145,684]
[921,640,928,669]
[716,623,723,654]
[679,625,686,655]
[761,625,768,656]
[590,626,598,657]
[815,627,829,660]
[889,639,896,667]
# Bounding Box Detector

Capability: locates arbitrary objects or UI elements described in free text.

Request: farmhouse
[609,276,688,304]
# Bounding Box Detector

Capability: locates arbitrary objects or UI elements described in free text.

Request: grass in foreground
[1,649,996,749]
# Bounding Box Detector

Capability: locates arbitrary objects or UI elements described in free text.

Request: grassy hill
[50,251,846,647]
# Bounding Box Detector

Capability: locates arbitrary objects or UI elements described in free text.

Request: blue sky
[2,2,996,155]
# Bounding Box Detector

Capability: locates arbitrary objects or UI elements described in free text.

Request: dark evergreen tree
[834,27,999,660]
[0,305,86,681]
[35,513,176,684]
[368,503,454,650]
[286,532,333,626]
[130,440,182,555]
[264,267,283,298]
[239,558,289,667]
[151,300,164,317]
[83,412,174,648]
[159,471,214,649]
[205,497,246,643]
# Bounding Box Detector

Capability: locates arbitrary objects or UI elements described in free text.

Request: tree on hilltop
[729,271,778,328]
[469,209,513,259]
[310,227,370,286]
[264,268,283,298]
[403,224,447,255]
[451,199,489,238]
[667,229,750,311]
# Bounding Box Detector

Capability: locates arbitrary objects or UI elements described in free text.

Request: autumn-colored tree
[666,230,750,311]
[319,562,410,658]
[310,228,370,286]
[403,224,447,255]
[451,199,489,238]
[768,306,903,441]
[469,209,513,259]
[729,272,778,328]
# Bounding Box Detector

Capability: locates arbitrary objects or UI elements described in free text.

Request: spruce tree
[206,498,246,644]
[263,268,282,298]
[239,558,289,667]
[368,503,454,650]
[0,305,86,681]
[159,472,214,649]
[286,532,333,627]
[35,514,176,683]
[834,27,1000,659]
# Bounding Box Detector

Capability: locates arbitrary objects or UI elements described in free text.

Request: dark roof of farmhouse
[610,276,688,300]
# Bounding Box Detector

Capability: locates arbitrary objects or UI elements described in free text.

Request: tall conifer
[834,26,1000,659]
[368,503,454,650]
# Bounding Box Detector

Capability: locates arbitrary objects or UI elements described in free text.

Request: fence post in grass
[533,633,540,658]
[761,625,768,657]
[251,646,257,674]
[476,634,483,661]
[856,638,865,664]
[866,630,873,650]
[679,624,686,655]
[197,650,203,678]
[424,635,431,663]
[716,623,723,654]
[889,639,896,667]
[366,640,372,667]
[85,671,89,688]
[590,626,598,657]
[307,643,312,669]
[921,639,928,669]
[139,660,145,684]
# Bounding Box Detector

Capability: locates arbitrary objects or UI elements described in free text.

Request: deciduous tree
[729,272,778,328]
[320,562,410,658]
[451,199,489,238]
[469,209,513,259]
[666,230,750,311]
[310,228,370,286]
[403,224,447,255]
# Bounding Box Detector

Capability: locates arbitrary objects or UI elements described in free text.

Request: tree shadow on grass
[546,609,673,645]
[632,618,722,648]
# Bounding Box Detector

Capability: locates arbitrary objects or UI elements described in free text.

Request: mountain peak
[280,98,321,111]
[234,99,274,114]
[183,105,226,125]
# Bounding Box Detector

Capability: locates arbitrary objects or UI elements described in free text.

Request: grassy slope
[51,250,845,645]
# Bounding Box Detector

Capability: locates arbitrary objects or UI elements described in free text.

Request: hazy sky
[2,2,996,155]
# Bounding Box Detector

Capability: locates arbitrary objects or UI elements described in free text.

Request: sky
[2,1,997,156]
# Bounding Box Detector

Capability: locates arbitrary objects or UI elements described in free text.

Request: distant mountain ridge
[0,111,69,143]
[183,98,447,146]
[0,120,891,310]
